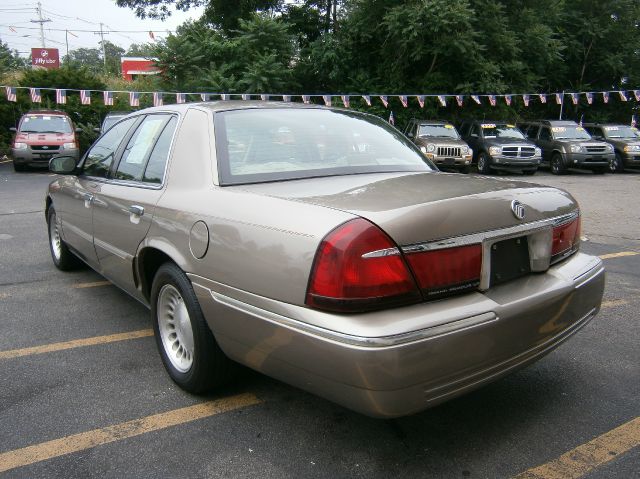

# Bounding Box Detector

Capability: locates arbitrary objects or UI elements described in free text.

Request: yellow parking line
[72,281,111,289]
[513,416,640,479]
[0,329,153,360]
[0,393,262,473]
[599,251,638,260]
[600,299,629,309]
[0,159,11,164]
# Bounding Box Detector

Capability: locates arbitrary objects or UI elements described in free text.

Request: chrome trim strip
[93,237,133,261]
[208,289,498,349]
[362,247,401,259]
[402,211,579,253]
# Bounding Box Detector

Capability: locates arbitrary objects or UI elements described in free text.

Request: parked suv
[10,110,80,172]
[458,120,541,175]
[403,119,473,172]
[582,123,640,172]
[519,120,614,175]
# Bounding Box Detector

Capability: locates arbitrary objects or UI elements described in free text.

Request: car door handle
[129,205,144,216]
[83,193,94,208]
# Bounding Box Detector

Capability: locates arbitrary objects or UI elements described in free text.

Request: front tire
[47,207,81,271]
[13,161,26,172]
[551,153,566,175]
[609,153,624,173]
[477,152,492,174]
[151,262,233,393]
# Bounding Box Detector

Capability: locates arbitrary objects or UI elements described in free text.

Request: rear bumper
[191,252,604,418]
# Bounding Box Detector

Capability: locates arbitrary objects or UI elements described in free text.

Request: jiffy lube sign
[31,48,60,69]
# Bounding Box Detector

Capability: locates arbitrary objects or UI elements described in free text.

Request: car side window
[470,124,479,137]
[83,117,137,178]
[539,127,552,141]
[115,114,173,182]
[526,125,539,139]
[143,116,178,184]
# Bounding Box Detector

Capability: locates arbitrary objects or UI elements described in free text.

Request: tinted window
[525,125,539,139]
[19,115,72,133]
[539,127,552,141]
[116,115,172,181]
[470,124,480,136]
[215,109,433,185]
[83,117,137,178]
[143,116,177,184]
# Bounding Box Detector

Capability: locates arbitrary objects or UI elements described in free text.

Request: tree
[0,41,27,75]
[65,41,125,75]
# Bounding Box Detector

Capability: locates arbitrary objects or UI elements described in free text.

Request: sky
[0,0,205,57]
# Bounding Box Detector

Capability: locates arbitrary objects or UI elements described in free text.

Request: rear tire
[551,153,566,175]
[13,161,26,172]
[47,207,82,271]
[477,152,492,174]
[151,262,234,393]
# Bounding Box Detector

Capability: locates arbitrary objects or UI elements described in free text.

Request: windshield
[552,126,592,140]
[215,109,434,185]
[603,125,640,139]
[417,124,460,139]
[19,115,72,133]
[481,124,524,139]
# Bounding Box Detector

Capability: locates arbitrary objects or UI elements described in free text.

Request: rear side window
[539,127,552,141]
[143,116,178,184]
[83,117,137,178]
[115,114,173,182]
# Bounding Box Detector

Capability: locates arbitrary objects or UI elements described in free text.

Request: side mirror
[49,155,78,175]
[75,127,82,133]
[9,127,16,132]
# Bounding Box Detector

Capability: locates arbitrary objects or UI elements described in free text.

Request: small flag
[282,95,292,102]
[471,95,481,105]
[634,90,640,102]
[539,93,547,104]
[153,92,163,106]
[488,95,496,106]
[30,88,41,103]
[399,95,408,107]
[362,95,371,106]
[200,93,210,102]
[632,115,636,128]
[103,91,113,106]
[416,95,425,108]
[522,94,530,107]
[585,92,593,105]
[619,91,628,102]
[55,89,67,104]
[504,95,512,106]
[260,94,269,101]
[5,87,17,102]
[322,95,332,107]
[437,95,446,107]
[221,94,230,101]
[149,31,155,41]
[302,95,310,104]
[602,91,610,103]
[388,111,394,126]
[379,95,388,108]
[241,94,250,101]
[341,95,350,108]
[176,93,186,104]
[555,93,562,104]
[456,95,464,107]
[571,93,579,105]
[80,90,91,105]
[129,91,140,107]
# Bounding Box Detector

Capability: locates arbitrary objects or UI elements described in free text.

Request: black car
[519,120,614,175]
[458,120,541,175]
[583,123,640,172]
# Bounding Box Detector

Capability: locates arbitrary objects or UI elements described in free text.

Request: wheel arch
[136,241,191,303]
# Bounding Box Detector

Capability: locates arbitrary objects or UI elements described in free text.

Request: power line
[0,24,174,34]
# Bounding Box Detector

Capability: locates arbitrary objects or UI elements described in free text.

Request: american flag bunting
[260,94,269,101]
[437,95,446,107]
[571,93,579,105]
[200,93,210,102]
[30,88,41,103]
[488,95,496,106]
[555,93,562,104]
[153,92,163,106]
[585,92,593,105]
[55,89,66,104]
[301,95,310,104]
[282,95,291,102]
[362,95,371,106]
[399,95,408,107]
[241,94,250,101]
[539,94,547,104]
[103,91,113,106]
[129,91,140,107]
[471,95,481,105]
[416,95,425,108]
[522,94,530,107]
[388,111,394,126]
[322,95,332,107]
[619,91,628,101]
[176,93,186,104]
[5,87,17,102]
[504,95,512,106]
[341,95,350,108]
[456,95,464,107]
[80,90,91,105]
[602,92,609,103]
[379,96,388,108]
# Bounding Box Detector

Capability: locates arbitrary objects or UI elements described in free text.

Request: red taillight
[306,219,420,312]
[552,216,580,260]
[405,244,482,298]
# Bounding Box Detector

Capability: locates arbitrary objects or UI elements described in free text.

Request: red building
[120,57,161,81]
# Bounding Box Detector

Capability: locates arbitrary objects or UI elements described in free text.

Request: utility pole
[30,2,51,47]
[65,30,77,61]
[94,23,109,73]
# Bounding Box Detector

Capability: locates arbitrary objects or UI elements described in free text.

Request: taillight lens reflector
[405,244,482,298]
[551,216,580,259]
[306,219,420,312]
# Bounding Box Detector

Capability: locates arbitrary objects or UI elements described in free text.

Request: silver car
[46,102,605,418]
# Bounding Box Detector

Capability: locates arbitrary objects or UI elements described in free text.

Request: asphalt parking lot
[0,160,638,479]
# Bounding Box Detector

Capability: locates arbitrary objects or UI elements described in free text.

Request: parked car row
[404,118,640,175]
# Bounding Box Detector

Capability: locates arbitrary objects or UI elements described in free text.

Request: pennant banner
[302,95,310,104]
[522,94,530,107]
[221,94,230,101]
[488,95,496,106]
[200,93,210,102]
[416,95,425,108]
[80,90,91,105]
[437,95,446,107]
[555,93,562,105]
[388,111,394,126]
[504,95,512,106]
[103,91,113,106]
[129,91,139,107]
[176,93,186,104]
[55,89,66,104]
[341,95,350,108]
[585,92,593,105]
[5,86,17,102]
[282,95,291,102]
[619,91,628,102]
[471,95,481,105]
[322,95,332,107]
[153,92,163,107]
[634,90,640,102]
[362,95,371,106]
[30,88,41,103]
[603,91,609,103]
[241,94,250,101]
[379,95,388,108]
[539,93,547,104]
[399,95,408,107]
[260,94,269,101]
[571,93,579,105]
[456,95,464,107]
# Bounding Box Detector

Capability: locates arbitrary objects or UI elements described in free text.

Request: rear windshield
[215,108,434,185]
[481,124,524,139]
[19,115,72,133]
[417,124,460,139]
[552,126,591,140]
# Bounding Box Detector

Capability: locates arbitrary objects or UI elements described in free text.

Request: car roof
[128,100,334,116]
[24,110,69,116]
[582,122,629,127]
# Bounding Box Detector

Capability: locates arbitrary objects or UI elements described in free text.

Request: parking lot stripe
[599,251,638,260]
[0,393,262,473]
[72,281,112,289]
[513,416,640,479]
[0,159,11,164]
[600,299,629,309]
[0,329,154,360]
